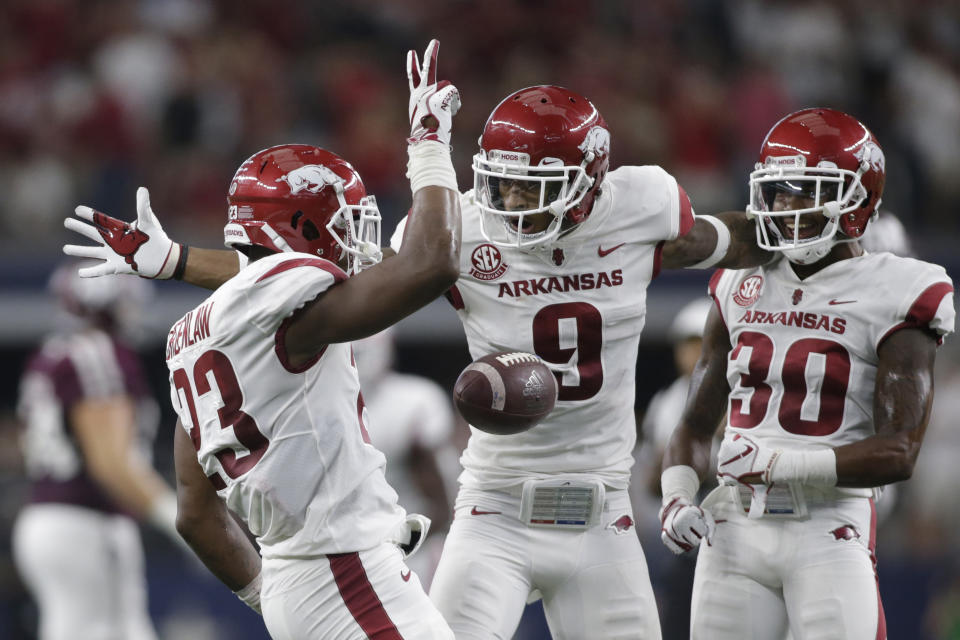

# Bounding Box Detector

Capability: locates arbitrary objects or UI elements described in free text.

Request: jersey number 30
[172,350,269,488]
[730,332,851,436]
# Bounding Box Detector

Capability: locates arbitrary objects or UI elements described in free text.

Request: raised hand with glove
[659,465,715,554]
[64,187,185,279]
[405,39,461,195]
[407,39,461,147]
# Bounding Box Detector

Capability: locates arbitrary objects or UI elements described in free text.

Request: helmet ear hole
[301,220,320,241]
[291,211,303,229]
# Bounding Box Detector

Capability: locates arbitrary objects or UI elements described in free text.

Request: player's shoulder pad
[237,253,346,333]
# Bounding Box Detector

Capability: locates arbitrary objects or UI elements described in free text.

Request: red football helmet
[472,86,610,249]
[223,144,382,274]
[747,108,886,264]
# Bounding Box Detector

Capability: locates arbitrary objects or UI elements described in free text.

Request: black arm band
[172,244,189,281]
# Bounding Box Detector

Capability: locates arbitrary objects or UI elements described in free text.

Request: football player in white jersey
[63,81,771,639]
[388,85,769,640]
[13,264,180,640]
[658,108,955,640]
[63,40,461,640]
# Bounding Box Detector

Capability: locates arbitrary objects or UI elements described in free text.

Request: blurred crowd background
[1,0,958,638]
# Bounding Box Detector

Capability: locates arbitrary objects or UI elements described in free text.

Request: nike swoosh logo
[720,444,754,467]
[597,243,626,258]
[828,299,857,305]
[470,506,502,516]
[401,569,411,582]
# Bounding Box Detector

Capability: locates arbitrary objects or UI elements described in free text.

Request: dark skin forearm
[833,327,937,487]
[713,211,773,269]
[661,211,772,270]
[173,422,260,591]
[182,248,241,290]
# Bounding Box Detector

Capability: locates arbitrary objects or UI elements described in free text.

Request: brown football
[453,352,558,435]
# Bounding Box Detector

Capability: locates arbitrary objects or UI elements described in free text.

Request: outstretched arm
[661,211,772,271]
[64,186,241,290]
[181,248,241,290]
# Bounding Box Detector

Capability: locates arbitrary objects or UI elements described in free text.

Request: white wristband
[406,140,457,193]
[156,242,182,279]
[234,572,262,615]
[769,448,837,486]
[661,465,701,503]
[686,216,731,269]
[147,492,179,541]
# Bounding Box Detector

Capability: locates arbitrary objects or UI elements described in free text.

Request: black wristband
[172,244,189,280]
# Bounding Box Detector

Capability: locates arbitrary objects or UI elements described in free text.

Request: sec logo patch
[733,275,763,307]
[470,244,508,281]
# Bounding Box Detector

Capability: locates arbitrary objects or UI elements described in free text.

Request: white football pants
[12,503,158,640]
[429,486,662,639]
[260,541,453,639]
[691,486,884,640]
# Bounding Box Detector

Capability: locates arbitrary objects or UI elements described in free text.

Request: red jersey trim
[653,241,665,279]
[677,184,695,237]
[328,552,403,639]
[707,269,729,334]
[263,257,347,373]
[256,256,347,283]
[444,284,465,310]
[878,281,953,348]
[275,305,328,373]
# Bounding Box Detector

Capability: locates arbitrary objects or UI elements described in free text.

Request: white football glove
[659,496,716,555]
[407,39,461,146]
[64,186,182,279]
[716,432,781,518]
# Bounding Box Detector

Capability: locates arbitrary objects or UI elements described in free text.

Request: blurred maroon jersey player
[13,265,180,640]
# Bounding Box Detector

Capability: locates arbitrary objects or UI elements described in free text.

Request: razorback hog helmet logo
[578,126,610,158]
[607,514,634,534]
[854,141,885,173]
[279,164,343,195]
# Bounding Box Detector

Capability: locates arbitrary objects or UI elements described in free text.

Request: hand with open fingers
[64,187,182,279]
[407,39,461,146]
[659,496,716,555]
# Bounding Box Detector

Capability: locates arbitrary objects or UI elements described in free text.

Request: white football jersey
[392,166,694,490]
[711,252,954,457]
[165,253,404,557]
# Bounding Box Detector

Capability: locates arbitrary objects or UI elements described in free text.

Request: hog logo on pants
[829,525,861,541]
[279,165,343,195]
[607,514,634,535]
